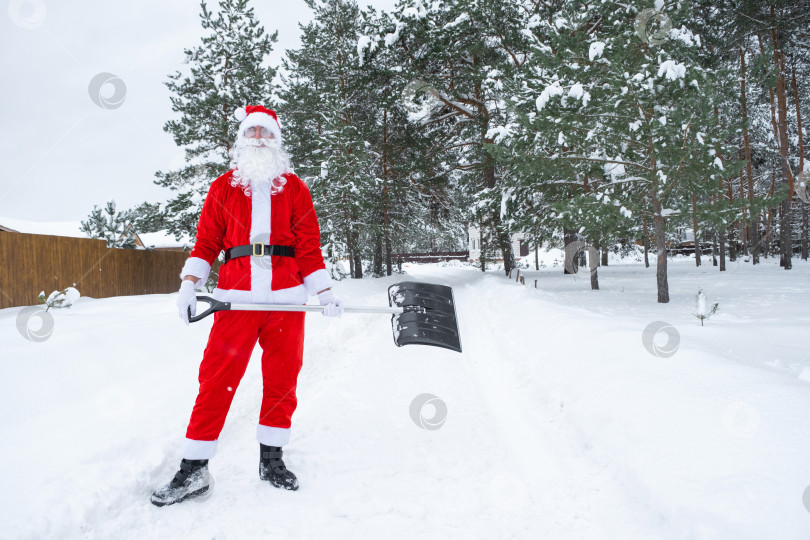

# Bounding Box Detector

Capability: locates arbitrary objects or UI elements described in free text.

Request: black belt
[223,243,296,263]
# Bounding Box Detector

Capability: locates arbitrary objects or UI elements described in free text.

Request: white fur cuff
[257,424,291,447]
[180,257,212,288]
[181,438,218,460]
[303,268,332,296]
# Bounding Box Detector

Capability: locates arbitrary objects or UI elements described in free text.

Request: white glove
[177,280,198,326]
[318,290,344,318]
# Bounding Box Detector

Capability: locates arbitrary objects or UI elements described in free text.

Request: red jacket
[179,170,332,305]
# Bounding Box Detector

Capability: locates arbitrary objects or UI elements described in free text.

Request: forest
[83,0,810,303]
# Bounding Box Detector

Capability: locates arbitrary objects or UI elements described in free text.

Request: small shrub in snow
[37,287,81,311]
[693,288,719,326]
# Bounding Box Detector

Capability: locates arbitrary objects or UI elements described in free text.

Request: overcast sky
[0,0,398,222]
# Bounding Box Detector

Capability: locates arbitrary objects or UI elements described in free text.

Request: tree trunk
[564,227,578,274]
[738,149,747,255]
[384,227,392,276]
[727,177,737,262]
[767,170,776,258]
[728,228,737,262]
[382,110,392,276]
[479,218,487,272]
[577,247,586,269]
[484,155,513,277]
[372,231,383,277]
[651,191,669,303]
[771,18,793,270]
[780,197,792,268]
[719,228,726,271]
[740,46,759,263]
[692,193,701,267]
[349,218,363,279]
[499,230,515,276]
[792,60,805,264]
[589,249,599,290]
[793,63,805,180]
[601,244,608,266]
[802,202,809,261]
[643,217,650,268]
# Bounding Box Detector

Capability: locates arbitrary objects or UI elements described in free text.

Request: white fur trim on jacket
[181,438,218,460]
[180,257,212,288]
[303,268,333,296]
[257,424,291,447]
[239,112,282,143]
[212,285,308,305]
[249,178,274,303]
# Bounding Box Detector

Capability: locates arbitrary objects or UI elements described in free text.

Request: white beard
[229,137,291,195]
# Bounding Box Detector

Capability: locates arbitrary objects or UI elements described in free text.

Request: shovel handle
[188,295,420,323]
[188,296,232,323]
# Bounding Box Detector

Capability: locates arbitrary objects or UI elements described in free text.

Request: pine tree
[278,0,379,278]
[279,0,466,279]
[498,0,767,302]
[377,0,537,276]
[127,201,170,235]
[357,3,467,273]
[80,200,138,249]
[152,0,279,238]
[692,0,810,268]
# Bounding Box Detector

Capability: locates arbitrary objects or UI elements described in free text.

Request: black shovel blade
[388,281,462,353]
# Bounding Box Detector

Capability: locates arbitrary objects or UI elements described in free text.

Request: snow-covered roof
[0,216,85,238]
[137,231,192,249]
[0,216,190,248]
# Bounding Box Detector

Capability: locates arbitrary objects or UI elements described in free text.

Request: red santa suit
[177,162,332,460]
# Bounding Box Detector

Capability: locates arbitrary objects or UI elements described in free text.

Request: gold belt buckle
[252,242,265,257]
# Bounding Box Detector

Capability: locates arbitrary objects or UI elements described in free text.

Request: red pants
[183,309,305,456]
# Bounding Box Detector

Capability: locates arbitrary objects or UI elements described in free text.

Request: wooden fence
[390,251,470,263]
[0,232,200,309]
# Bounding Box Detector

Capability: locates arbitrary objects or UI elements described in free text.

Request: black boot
[259,444,299,490]
[150,458,210,507]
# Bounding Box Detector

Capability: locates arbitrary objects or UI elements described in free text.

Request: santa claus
[151,105,343,506]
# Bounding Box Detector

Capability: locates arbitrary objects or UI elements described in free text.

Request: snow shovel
[188,281,462,353]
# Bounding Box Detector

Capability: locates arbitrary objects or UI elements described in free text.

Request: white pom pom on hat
[234,107,247,121]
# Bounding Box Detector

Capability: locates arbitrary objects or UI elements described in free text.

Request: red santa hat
[234,105,282,142]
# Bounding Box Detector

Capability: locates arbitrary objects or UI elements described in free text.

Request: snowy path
[1,259,809,539]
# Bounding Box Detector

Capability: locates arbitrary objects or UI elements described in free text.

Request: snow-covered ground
[2,255,809,539]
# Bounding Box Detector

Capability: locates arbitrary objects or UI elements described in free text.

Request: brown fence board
[0,232,193,309]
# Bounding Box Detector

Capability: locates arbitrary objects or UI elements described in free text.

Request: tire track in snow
[454,275,587,537]
[449,269,666,539]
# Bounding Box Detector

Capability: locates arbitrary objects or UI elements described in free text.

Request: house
[134,231,192,252]
[122,223,192,252]
[467,225,532,262]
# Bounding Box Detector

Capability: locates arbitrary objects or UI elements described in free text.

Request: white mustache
[243,137,277,148]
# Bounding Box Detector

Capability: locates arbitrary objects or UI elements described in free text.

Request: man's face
[243,125,274,146]
[232,122,288,183]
